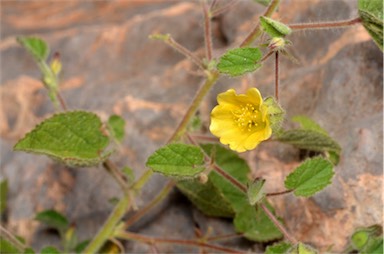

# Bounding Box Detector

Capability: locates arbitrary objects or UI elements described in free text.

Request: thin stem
[125,181,175,228]
[289,17,361,31]
[266,189,293,197]
[156,34,205,70]
[212,164,247,193]
[115,231,243,254]
[260,203,298,244]
[131,169,154,191]
[210,0,240,18]
[168,71,219,143]
[0,225,26,252]
[206,233,244,242]
[275,51,279,101]
[202,0,213,61]
[261,50,275,63]
[209,0,218,10]
[56,91,68,111]
[83,194,131,253]
[187,134,247,193]
[103,159,129,192]
[240,0,281,47]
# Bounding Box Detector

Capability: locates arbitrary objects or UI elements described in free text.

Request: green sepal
[264,97,285,134]
[260,16,292,38]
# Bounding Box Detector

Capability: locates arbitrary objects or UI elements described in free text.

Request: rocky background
[1,0,382,253]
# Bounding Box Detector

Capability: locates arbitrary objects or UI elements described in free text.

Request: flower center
[233,103,261,132]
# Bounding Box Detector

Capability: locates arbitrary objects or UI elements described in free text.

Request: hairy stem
[260,203,298,244]
[103,159,129,192]
[240,0,281,47]
[83,194,131,253]
[168,71,219,142]
[275,51,279,101]
[266,189,293,197]
[289,17,361,31]
[202,0,213,61]
[210,0,240,18]
[125,181,175,228]
[0,226,26,252]
[115,231,243,253]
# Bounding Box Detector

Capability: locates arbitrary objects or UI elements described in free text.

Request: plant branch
[0,225,26,252]
[275,51,279,101]
[125,181,175,228]
[168,71,219,142]
[260,203,298,244]
[210,0,240,18]
[266,189,293,197]
[202,0,213,61]
[115,231,243,254]
[83,194,131,254]
[240,0,281,47]
[289,17,361,31]
[151,34,205,70]
[103,159,129,192]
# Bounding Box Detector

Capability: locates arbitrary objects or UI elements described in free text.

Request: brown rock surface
[1,0,382,252]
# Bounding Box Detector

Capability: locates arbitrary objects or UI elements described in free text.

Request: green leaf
[0,179,8,213]
[284,157,334,197]
[351,225,383,253]
[277,129,341,154]
[107,115,125,142]
[74,240,90,254]
[24,248,36,254]
[202,144,249,212]
[14,111,111,167]
[358,0,383,51]
[287,243,318,254]
[247,178,266,205]
[291,115,328,136]
[146,144,205,177]
[41,246,61,254]
[177,179,235,217]
[0,237,22,254]
[35,210,69,233]
[265,242,292,254]
[234,202,283,242]
[17,36,49,62]
[217,47,262,76]
[264,97,285,134]
[260,16,292,38]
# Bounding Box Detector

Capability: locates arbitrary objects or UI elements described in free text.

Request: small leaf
[260,16,292,38]
[41,246,61,254]
[17,36,49,62]
[74,240,90,254]
[35,210,69,233]
[287,243,318,254]
[177,179,235,218]
[351,224,383,253]
[291,115,328,136]
[146,144,205,177]
[0,237,22,253]
[277,129,341,154]
[234,202,283,242]
[122,166,135,183]
[265,242,292,254]
[217,47,262,76]
[14,111,111,167]
[284,157,334,197]
[107,115,125,142]
[0,179,8,213]
[358,0,383,51]
[24,248,36,254]
[253,0,271,6]
[264,97,285,134]
[247,178,266,205]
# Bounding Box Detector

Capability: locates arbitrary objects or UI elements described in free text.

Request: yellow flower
[210,88,272,153]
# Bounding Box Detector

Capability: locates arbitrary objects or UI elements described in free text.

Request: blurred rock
[0,0,382,253]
